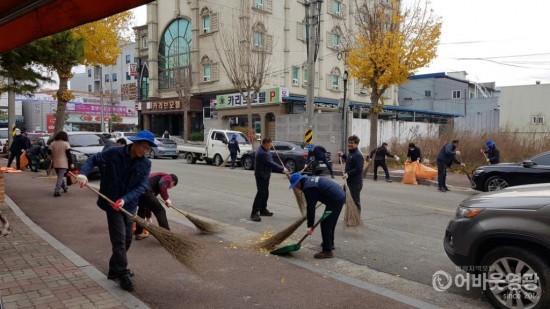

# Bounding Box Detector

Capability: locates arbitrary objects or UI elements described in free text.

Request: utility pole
[304,0,322,144]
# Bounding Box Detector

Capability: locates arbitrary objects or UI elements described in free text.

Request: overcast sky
[131,0,550,88]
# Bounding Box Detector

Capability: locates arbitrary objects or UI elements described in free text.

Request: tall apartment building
[134,0,398,138]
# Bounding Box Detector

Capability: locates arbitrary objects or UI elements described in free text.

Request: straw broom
[73,174,202,271]
[254,203,322,250]
[339,157,363,228]
[217,154,231,168]
[156,197,221,234]
[271,146,307,216]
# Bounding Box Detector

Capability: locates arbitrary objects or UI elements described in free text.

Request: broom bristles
[254,216,306,250]
[133,215,202,272]
[344,183,363,228]
[170,205,222,234]
[293,189,306,217]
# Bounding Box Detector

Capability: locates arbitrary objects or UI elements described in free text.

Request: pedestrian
[116,138,127,146]
[369,142,399,182]
[49,131,74,197]
[288,173,345,259]
[406,143,422,163]
[436,139,466,192]
[336,135,364,212]
[250,137,288,222]
[227,134,240,169]
[135,172,178,240]
[7,129,30,170]
[307,144,335,178]
[26,139,45,172]
[482,140,500,164]
[162,130,170,139]
[76,130,155,292]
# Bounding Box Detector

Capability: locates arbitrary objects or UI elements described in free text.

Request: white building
[499,83,550,134]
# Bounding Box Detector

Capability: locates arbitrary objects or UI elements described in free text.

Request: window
[202,15,210,33]
[332,33,341,47]
[532,116,544,125]
[533,153,550,165]
[141,36,148,49]
[112,73,117,82]
[158,18,192,89]
[292,67,299,80]
[303,68,308,84]
[333,0,341,15]
[452,90,461,99]
[105,74,109,82]
[255,0,263,9]
[87,85,92,92]
[254,32,263,47]
[87,69,91,77]
[126,72,131,80]
[125,55,131,64]
[425,90,431,97]
[332,75,339,89]
[203,63,211,81]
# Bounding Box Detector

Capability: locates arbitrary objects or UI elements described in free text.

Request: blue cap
[128,130,157,147]
[486,140,494,147]
[308,144,315,150]
[289,173,307,189]
[231,134,237,140]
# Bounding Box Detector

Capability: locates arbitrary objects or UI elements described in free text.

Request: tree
[346,0,441,148]
[215,0,274,146]
[174,64,193,143]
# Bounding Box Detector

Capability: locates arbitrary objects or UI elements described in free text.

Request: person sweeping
[135,172,178,240]
[288,173,345,259]
[76,130,156,292]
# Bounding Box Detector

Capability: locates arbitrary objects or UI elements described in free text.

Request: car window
[532,153,550,165]
[0,129,8,139]
[68,134,104,147]
[157,138,175,144]
[234,132,251,145]
[212,132,225,142]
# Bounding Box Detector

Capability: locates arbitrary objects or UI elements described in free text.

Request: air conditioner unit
[203,28,210,34]
[292,79,299,86]
[332,85,339,90]
[203,76,210,82]
[359,89,368,95]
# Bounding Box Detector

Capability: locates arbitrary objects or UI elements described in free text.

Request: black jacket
[437,143,461,167]
[484,146,500,164]
[407,146,422,162]
[341,148,364,184]
[254,145,284,178]
[308,145,327,161]
[302,176,346,227]
[228,139,240,154]
[9,134,30,154]
[369,146,394,161]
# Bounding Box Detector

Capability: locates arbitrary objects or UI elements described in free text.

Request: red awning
[0,0,153,54]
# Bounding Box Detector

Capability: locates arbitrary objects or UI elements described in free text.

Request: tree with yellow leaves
[346,0,441,148]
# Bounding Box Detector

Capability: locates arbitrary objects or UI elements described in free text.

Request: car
[0,128,9,153]
[112,131,139,144]
[240,141,332,174]
[145,138,179,159]
[46,132,107,174]
[27,133,51,145]
[471,151,550,191]
[444,184,550,309]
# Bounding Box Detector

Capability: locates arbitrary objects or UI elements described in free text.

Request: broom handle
[296,210,331,245]
[271,146,289,177]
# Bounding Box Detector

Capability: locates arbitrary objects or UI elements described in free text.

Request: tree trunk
[246,96,254,149]
[369,112,378,150]
[183,95,190,143]
[54,75,70,133]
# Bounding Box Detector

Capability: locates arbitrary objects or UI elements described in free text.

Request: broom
[217,154,231,168]
[157,197,221,234]
[339,157,363,228]
[71,173,202,271]
[271,146,306,216]
[254,203,322,250]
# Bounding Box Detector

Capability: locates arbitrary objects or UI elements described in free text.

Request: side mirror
[522,160,535,168]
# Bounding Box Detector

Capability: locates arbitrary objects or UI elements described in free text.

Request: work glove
[343,173,349,181]
[110,198,124,211]
[164,199,172,207]
[283,167,290,174]
[480,149,484,154]
[307,227,314,235]
[486,159,490,163]
[455,150,461,155]
[77,174,88,187]
[460,163,466,167]
[417,158,420,162]
[394,156,400,161]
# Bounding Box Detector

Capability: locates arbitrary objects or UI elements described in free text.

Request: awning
[0,0,154,54]
[283,96,339,106]
[349,101,462,117]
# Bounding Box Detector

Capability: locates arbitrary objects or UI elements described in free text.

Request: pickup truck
[178,129,253,166]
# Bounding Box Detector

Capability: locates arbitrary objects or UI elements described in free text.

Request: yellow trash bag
[402,161,419,185]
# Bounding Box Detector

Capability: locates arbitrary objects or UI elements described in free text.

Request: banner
[214,87,289,109]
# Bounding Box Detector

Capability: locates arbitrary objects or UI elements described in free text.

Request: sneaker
[250,214,261,222]
[135,233,149,240]
[119,275,134,292]
[62,187,68,193]
[314,251,334,259]
[259,210,273,216]
[386,179,393,183]
[54,192,61,197]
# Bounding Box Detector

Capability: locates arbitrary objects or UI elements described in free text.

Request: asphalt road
[88,158,491,308]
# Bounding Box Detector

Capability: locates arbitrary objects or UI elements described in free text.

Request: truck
[177,129,253,166]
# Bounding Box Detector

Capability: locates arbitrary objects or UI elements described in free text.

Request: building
[133,0,399,139]
[498,83,550,133]
[398,72,499,116]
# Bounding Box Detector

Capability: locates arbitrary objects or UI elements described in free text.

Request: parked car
[145,138,179,159]
[27,133,51,145]
[471,151,550,191]
[112,131,139,144]
[240,141,332,174]
[444,184,550,309]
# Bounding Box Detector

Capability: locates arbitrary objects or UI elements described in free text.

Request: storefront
[140,97,203,137]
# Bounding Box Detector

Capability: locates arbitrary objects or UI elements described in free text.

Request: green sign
[215,87,289,109]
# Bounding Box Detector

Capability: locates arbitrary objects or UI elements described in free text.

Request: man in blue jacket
[250,137,288,222]
[436,139,465,192]
[337,135,364,212]
[76,130,155,292]
[289,173,345,259]
[227,134,240,169]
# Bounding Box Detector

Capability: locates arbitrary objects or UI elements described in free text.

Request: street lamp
[341,70,349,151]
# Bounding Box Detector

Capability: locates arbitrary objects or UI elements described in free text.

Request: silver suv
[444,184,550,309]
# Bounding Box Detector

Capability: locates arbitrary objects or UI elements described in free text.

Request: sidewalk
[0,167,427,309]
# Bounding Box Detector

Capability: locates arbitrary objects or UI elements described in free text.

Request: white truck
[177,129,253,166]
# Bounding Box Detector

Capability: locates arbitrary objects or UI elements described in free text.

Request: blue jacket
[254,145,284,178]
[302,176,346,227]
[228,139,240,154]
[341,148,364,184]
[436,143,461,167]
[80,145,151,214]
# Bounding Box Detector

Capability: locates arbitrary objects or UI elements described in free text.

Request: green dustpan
[270,211,332,255]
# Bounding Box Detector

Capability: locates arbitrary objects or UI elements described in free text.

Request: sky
[130,1,550,88]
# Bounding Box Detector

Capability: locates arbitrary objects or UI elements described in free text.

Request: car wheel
[285,159,297,174]
[485,176,509,191]
[186,153,196,164]
[148,150,156,159]
[213,154,223,166]
[243,156,254,170]
[481,246,550,309]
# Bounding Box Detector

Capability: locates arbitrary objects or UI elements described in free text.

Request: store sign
[214,87,289,109]
[129,63,138,77]
[46,114,56,133]
[66,103,135,116]
[146,100,181,110]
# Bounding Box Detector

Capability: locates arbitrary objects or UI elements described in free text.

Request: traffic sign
[304,129,313,144]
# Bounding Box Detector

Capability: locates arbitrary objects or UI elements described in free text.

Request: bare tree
[214,0,274,145]
[174,64,193,142]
